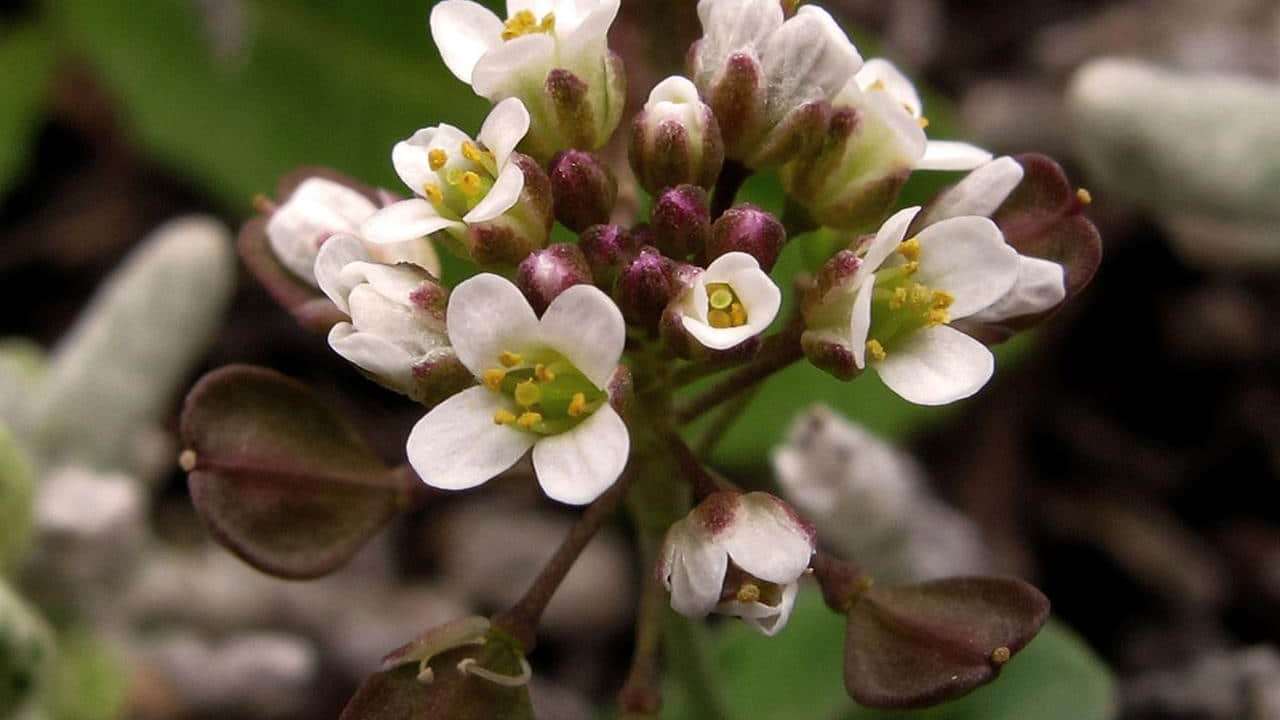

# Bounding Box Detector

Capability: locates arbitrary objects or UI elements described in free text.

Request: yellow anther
[730,303,747,326]
[461,141,497,175]
[708,309,733,329]
[483,368,507,391]
[493,409,517,425]
[890,286,908,310]
[909,283,931,305]
[1077,188,1093,205]
[567,392,588,418]
[459,171,484,197]
[501,10,554,40]
[903,260,919,275]
[869,79,886,92]
[538,12,555,32]
[931,290,954,310]
[428,148,448,171]
[927,308,950,326]
[514,380,542,408]
[866,338,887,362]
[499,351,522,368]
[736,583,761,604]
[423,183,444,206]
[534,364,555,383]
[917,116,930,129]
[898,237,921,262]
[991,647,1012,665]
[516,412,543,429]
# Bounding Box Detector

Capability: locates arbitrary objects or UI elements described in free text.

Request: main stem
[674,323,804,425]
[710,160,751,219]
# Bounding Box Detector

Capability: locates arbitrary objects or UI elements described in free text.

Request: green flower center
[864,237,953,361]
[421,141,499,219]
[705,282,749,329]
[484,350,607,435]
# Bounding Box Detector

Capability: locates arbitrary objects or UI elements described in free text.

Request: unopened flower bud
[651,185,711,261]
[615,247,675,330]
[708,204,787,271]
[579,224,640,288]
[549,150,617,232]
[517,244,594,314]
[630,76,724,194]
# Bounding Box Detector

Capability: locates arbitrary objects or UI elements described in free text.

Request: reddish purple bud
[615,246,675,330]
[578,224,639,287]
[651,185,711,261]
[516,244,594,314]
[707,52,765,156]
[549,150,618,232]
[707,204,787,271]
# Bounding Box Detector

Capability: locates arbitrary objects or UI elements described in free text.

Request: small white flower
[265,176,441,286]
[674,252,782,351]
[630,75,723,193]
[919,157,1068,323]
[658,491,814,636]
[406,273,629,505]
[315,235,465,404]
[361,99,539,251]
[802,206,1021,405]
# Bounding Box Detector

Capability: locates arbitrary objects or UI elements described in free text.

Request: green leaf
[180,364,411,579]
[0,19,54,195]
[1,580,55,717]
[46,627,127,720]
[0,424,35,575]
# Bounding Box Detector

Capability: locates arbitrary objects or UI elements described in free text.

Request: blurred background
[3,0,1280,718]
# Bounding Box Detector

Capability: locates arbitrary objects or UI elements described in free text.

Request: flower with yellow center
[674,252,782,351]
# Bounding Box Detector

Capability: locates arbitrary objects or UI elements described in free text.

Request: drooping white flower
[314,234,469,405]
[265,175,441,286]
[691,0,863,167]
[919,157,1068,324]
[658,491,814,636]
[781,59,993,231]
[672,252,782,351]
[429,0,625,162]
[362,99,552,266]
[406,273,629,505]
[801,206,1020,405]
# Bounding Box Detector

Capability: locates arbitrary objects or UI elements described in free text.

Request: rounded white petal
[392,131,439,196]
[478,98,531,168]
[560,0,620,61]
[914,216,1019,318]
[366,237,444,280]
[848,278,875,369]
[531,404,629,505]
[855,206,920,287]
[472,34,557,99]
[648,75,701,106]
[855,58,922,117]
[462,162,525,224]
[682,317,758,351]
[760,5,862,115]
[268,178,376,284]
[684,256,782,351]
[328,323,416,389]
[920,156,1024,226]
[730,580,799,636]
[721,494,813,585]
[314,233,371,313]
[360,199,463,246]
[446,273,540,378]
[406,386,536,491]
[727,266,782,329]
[507,0,555,18]
[663,521,730,617]
[695,0,784,72]
[429,1,505,84]
[917,141,994,172]
[968,255,1067,323]
[537,284,625,388]
[702,251,762,283]
[874,324,994,406]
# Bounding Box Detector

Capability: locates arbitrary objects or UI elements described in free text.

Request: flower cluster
[216,0,1099,714]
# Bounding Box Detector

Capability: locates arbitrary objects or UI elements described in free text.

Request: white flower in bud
[672,252,782,351]
[265,176,441,286]
[406,274,629,505]
[630,76,724,193]
[801,206,1020,405]
[919,157,1068,323]
[658,491,814,636]
[430,0,625,161]
[316,234,466,404]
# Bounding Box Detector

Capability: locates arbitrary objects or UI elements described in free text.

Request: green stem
[674,324,804,425]
[617,533,667,717]
[663,612,732,720]
[710,160,752,220]
[693,385,761,457]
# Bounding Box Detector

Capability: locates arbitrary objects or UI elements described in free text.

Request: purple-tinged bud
[708,204,787,272]
[518,55,626,164]
[464,153,553,267]
[704,52,765,158]
[630,76,725,194]
[516,244,594,315]
[799,248,868,381]
[615,246,675,330]
[745,99,832,169]
[579,224,639,288]
[651,185,711,261]
[549,150,618,232]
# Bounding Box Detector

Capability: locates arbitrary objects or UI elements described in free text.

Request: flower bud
[707,204,787,271]
[462,153,555,268]
[651,185,711,261]
[549,150,617,232]
[614,246,675,330]
[578,224,640,288]
[630,76,725,194]
[516,244,594,314]
[799,248,865,380]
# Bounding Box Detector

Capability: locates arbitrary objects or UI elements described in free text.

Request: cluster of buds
[211,0,1101,715]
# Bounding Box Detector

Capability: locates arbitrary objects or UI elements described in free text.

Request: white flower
[919,157,1068,323]
[315,234,467,404]
[658,491,814,636]
[265,176,441,285]
[630,75,724,193]
[673,252,782,351]
[802,206,1020,405]
[429,0,624,160]
[406,273,629,505]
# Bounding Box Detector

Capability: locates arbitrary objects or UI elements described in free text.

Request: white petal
[537,284,625,388]
[328,323,416,390]
[429,1,505,84]
[472,34,557,99]
[695,0,784,72]
[664,521,730,617]
[735,581,800,636]
[648,75,701,106]
[406,386,536,491]
[760,6,862,121]
[919,156,1024,226]
[361,199,462,245]
[507,0,555,17]
[392,130,438,196]
[968,255,1067,323]
[848,276,875,369]
[314,233,370,313]
[446,273,540,378]
[874,324,994,406]
[917,141,994,172]
[702,251,762,284]
[855,58,922,117]
[462,162,525,224]
[478,98,531,168]
[914,216,1019,318]
[721,493,813,585]
[531,404,629,505]
[267,178,377,284]
[559,0,620,63]
[682,318,759,351]
[728,266,782,331]
[366,237,444,280]
[854,206,920,287]
[683,257,782,350]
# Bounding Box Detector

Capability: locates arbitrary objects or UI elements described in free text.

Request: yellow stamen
[708,286,734,310]
[458,171,484,197]
[1077,188,1093,205]
[890,286,908,310]
[932,290,954,310]
[866,339,887,362]
[428,148,448,171]
[567,392,588,418]
[499,351,522,368]
[462,141,497,175]
[736,583,761,603]
[493,409,517,425]
[909,283,931,305]
[903,260,919,275]
[869,79,886,92]
[534,364,555,383]
[538,12,555,32]
[516,411,543,430]
[423,183,444,206]
[501,10,555,40]
[898,236,921,262]
[918,116,930,129]
[514,380,542,408]
[483,368,507,391]
[708,309,732,329]
[927,308,950,326]
[730,303,747,326]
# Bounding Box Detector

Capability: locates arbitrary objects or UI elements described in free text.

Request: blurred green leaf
[46,627,127,720]
[0,425,35,575]
[0,19,55,195]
